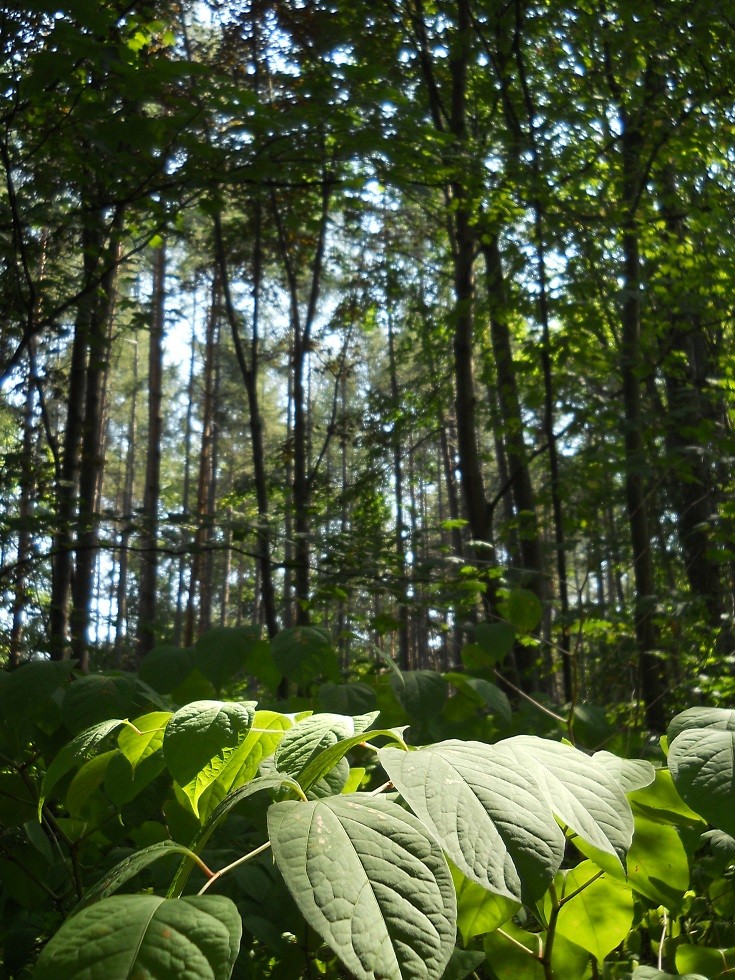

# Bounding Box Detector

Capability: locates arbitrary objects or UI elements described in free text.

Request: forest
[1,1,735,978]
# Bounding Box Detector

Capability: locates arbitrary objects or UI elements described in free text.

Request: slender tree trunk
[184,272,220,646]
[137,242,166,659]
[387,302,410,669]
[173,315,198,647]
[213,207,279,640]
[115,333,139,657]
[70,214,122,670]
[9,351,36,667]
[619,114,667,731]
[49,218,100,660]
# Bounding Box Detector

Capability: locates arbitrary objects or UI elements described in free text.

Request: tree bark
[137,242,166,660]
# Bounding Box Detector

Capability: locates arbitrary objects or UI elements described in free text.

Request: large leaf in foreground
[162,700,256,816]
[379,741,565,903]
[499,736,633,867]
[669,727,735,837]
[380,736,634,902]
[34,894,241,980]
[268,794,456,980]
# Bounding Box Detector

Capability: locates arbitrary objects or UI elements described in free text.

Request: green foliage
[1,640,735,978]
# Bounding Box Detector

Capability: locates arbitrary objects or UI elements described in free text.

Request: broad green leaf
[319,681,377,715]
[0,772,37,826]
[168,774,302,897]
[268,794,456,980]
[379,741,565,903]
[105,747,167,808]
[629,768,705,827]
[139,645,195,695]
[194,709,291,822]
[499,735,633,868]
[195,625,269,692]
[118,711,171,771]
[483,921,545,979]
[0,660,74,732]
[634,968,708,980]
[669,728,735,837]
[297,726,407,794]
[626,815,689,908]
[474,622,517,664]
[668,707,735,743]
[675,943,735,979]
[271,626,339,685]
[391,670,448,720]
[451,866,519,943]
[442,947,486,980]
[444,674,512,725]
[34,894,241,980]
[554,860,634,961]
[75,841,206,912]
[274,711,378,782]
[66,751,115,819]
[162,700,256,816]
[592,751,655,794]
[498,588,543,632]
[61,674,138,733]
[39,718,131,815]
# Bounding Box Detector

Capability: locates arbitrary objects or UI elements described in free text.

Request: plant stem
[197,840,272,895]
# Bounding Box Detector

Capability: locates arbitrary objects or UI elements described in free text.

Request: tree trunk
[115,331,139,658]
[137,242,166,660]
[184,271,220,646]
[70,226,121,671]
[619,114,667,732]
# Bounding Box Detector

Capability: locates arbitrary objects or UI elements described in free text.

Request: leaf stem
[197,840,272,895]
[496,927,541,960]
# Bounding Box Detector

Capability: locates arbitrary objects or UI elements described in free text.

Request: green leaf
[296,726,406,794]
[195,625,270,692]
[61,674,138,733]
[105,747,167,808]
[118,711,171,771]
[499,736,633,869]
[379,741,565,903]
[669,728,735,836]
[268,794,456,980]
[0,772,37,826]
[318,681,377,715]
[75,841,205,912]
[592,751,656,794]
[634,969,708,980]
[442,947,486,980]
[0,660,74,733]
[498,589,543,632]
[66,750,115,819]
[162,700,256,817]
[194,709,291,821]
[274,711,377,782]
[39,718,131,815]
[444,674,512,724]
[626,814,690,908]
[629,768,705,827]
[675,944,735,979]
[553,860,634,961]
[390,670,448,720]
[139,645,196,695]
[483,921,545,979]
[451,866,519,943]
[168,774,302,897]
[668,707,735,743]
[33,894,241,980]
[474,622,517,664]
[271,626,339,685]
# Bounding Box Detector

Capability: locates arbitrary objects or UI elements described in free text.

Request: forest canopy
[4,3,735,980]
[2,0,735,728]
